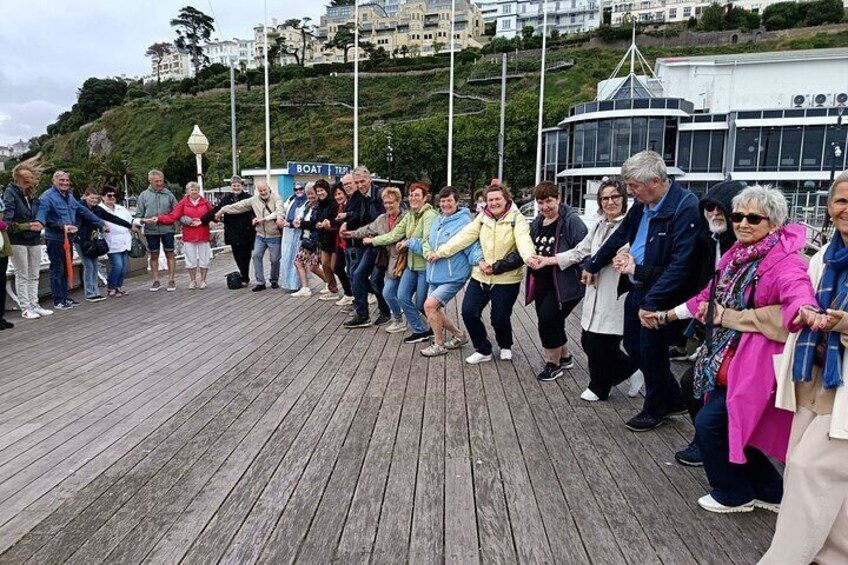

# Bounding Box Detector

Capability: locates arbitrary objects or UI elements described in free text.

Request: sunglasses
[730,212,767,226]
[703,202,719,212]
[103,193,116,198]
[294,187,304,192]
[600,194,623,203]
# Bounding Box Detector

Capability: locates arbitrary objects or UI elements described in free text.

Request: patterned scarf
[792,235,848,389]
[693,231,781,398]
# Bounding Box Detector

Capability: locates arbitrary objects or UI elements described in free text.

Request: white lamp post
[187,124,209,195]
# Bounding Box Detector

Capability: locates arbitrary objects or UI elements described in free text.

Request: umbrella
[63,231,74,289]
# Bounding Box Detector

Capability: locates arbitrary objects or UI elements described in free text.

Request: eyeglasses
[704,202,719,212]
[730,212,767,226]
[294,187,304,192]
[103,193,116,198]
[600,194,624,203]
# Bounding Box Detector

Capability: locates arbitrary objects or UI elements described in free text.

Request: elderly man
[204,176,254,286]
[339,166,389,328]
[216,180,282,291]
[135,170,178,292]
[584,151,701,432]
[36,171,108,310]
[3,164,51,319]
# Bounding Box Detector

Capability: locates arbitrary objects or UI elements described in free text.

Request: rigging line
[207,0,223,40]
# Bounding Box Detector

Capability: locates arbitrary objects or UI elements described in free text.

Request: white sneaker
[385,318,406,333]
[627,370,645,398]
[466,352,493,365]
[21,309,40,320]
[368,295,377,305]
[698,494,754,514]
[318,293,339,301]
[335,295,354,306]
[580,388,601,402]
[500,349,512,361]
[32,306,54,316]
[292,287,312,297]
[319,284,330,294]
[753,500,781,513]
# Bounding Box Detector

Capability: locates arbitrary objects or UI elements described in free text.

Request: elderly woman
[759,172,848,564]
[291,184,328,297]
[156,181,214,289]
[433,184,536,364]
[556,178,642,399]
[203,175,254,286]
[99,186,136,297]
[331,183,354,306]
[346,186,406,330]
[278,182,308,290]
[368,182,437,344]
[659,185,820,514]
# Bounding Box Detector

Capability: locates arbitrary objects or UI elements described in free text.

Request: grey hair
[52,170,69,181]
[230,175,243,185]
[828,171,848,202]
[148,169,164,181]
[185,181,200,191]
[732,184,788,227]
[353,166,371,178]
[255,180,269,189]
[620,151,668,184]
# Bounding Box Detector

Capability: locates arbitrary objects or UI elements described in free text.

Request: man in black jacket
[584,151,701,432]
[204,176,254,286]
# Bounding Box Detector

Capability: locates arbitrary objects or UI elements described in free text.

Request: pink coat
[685,224,816,464]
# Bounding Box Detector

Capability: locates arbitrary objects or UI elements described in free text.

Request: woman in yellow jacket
[430,184,537,364]
[367,183,437,344]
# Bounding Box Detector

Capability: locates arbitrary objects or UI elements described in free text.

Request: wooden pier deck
[0,256,776,564]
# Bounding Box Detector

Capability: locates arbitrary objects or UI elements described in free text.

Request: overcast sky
[0,0,325,147]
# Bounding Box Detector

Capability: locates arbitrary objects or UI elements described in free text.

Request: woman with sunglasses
[655,185,821,514]
[78,186,134,301]
[99,186,136,297]
[555,177,643,398]
[278,183,309,291]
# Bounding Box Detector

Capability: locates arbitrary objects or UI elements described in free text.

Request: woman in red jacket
[156,182,214,289]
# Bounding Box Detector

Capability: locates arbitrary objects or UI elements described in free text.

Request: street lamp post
[121,159,129,207]
[822,108,844,245]
[386,131,393,187]
[187,125,210,195]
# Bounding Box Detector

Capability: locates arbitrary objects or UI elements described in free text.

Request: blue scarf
[286,194,307,223]
[792,236,848,389]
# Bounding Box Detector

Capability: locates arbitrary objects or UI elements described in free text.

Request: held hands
[613,252,636,275]
[30,221,43,232]
[63,224,78,234]
[293,219,301,228]
[336,212,347,221]
[131,225,140,233]
[142,217,158,225]
[396,240,407,252]
[190,219,201,227]
[527,255,556,270]
[638,308,660,330]
[339,222,350,238]
[101,224,111,233]
[824,309,847,332]
[580,270,597,287]
[363,236,374,246]
[427,251,439,263]
[215,212,224,222]
[478,260,493,276]
[794,305,830,331]
[276,218,285,229]
[252,217,263,226]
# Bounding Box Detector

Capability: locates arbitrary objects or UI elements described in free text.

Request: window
[596,120,612,167]
[734,128,759,171]
[690,131,711,172]
[630,117,648,157]
[583,122,597,167]
[802,126,826,171]
[709,132,724,172]
[502,4,513,14]
[573,123,584,165]
[613,118,631,164]
[502,19,513,30]
[683,6,691,16]
[677,131,692,170]
[758,127,779,171]
[779,126,802,171]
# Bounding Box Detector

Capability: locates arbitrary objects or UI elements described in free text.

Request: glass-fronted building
[543,48,848,211]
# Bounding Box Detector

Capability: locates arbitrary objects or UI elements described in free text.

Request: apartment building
[488,0,602,37]
[205,38,258,70]
[254,19,322,67]
[316,0,487,63]
[148,49,194,81]
[610,0,791,24]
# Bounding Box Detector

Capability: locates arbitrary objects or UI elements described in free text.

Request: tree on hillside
[432,41,444,55]
[521,25,535,42]
[170,6,215,75]
[698,3,726,31]
[325,22,357,63]
[146,42,173,84]
[281,18,315,67]
[77,78,129,122]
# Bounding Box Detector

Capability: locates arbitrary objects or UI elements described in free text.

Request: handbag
[392,249,408,278]
[226,271,243,290]
[129,231,147,258]
[492,251,523,275]
[375,247,389,271]
[300,235,319,253]
[81,230,109,258]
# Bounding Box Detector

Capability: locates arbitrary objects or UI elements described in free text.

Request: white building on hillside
[610,0,823,25]
[10,139,29,157]
[148,49,194,81]
[205,38,257,70]
[254,20,321,67]
[487,0,602,37]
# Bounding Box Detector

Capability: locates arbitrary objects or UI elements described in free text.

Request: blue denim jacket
[36,186,103,241]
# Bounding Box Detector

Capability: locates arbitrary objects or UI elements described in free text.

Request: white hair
[621,151,668,184]
[732,184,788,227]
[148,169,164,181]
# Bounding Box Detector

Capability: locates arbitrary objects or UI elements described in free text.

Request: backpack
[226,271,243,290]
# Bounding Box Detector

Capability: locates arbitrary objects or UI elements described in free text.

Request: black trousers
[581,330,638,400]
[461,279,521,356]
[231,243,253,283]
[680,366,702,424]
[534,288,580,350]
[0,256,7,321]
[335,248,352,296]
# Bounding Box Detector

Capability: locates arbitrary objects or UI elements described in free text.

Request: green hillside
[30,30,848,194]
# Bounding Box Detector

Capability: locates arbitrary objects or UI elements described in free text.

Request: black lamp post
[386,131,394,187]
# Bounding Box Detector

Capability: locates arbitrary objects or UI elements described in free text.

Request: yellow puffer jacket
[434,203,535,285]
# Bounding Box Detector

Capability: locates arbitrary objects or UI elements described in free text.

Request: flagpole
[354,1,360,168]
[534,0,548,187]
[263,0,271,184]
[447,0,456,185]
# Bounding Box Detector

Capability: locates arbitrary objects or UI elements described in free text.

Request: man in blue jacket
[584,151,700,432]
[36,171,107,309]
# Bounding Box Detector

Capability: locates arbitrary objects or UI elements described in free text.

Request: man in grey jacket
[134,170,178,292]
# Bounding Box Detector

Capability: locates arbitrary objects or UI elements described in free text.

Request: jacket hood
[700,180,747,219]
[182,194,210,205]
[438,206,471,225]
[756,223,808,275]
[482,200,515,221]
[412,202,434,217]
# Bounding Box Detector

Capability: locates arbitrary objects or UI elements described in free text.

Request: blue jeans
[253,235,281,285]
[75,244,100,298]
[623,289,685,419]
[695,387,783,507]
[107,251,128,289]
[398,268,428,333]
[45,239,68,305]
[382,275,402,319]
[461,279,521,356]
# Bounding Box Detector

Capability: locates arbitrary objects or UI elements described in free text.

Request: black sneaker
[625,411,664,432]
[67,298,80,306]
[252,284,266,292]
[559,355,574,370]
[403,329,434,344]
[344,314,372,329]
[374,311,391,326]
[674,441,703,467]
[85,295,107,303]
[270,281,280,289]
[669,346,691,361]
[0,319,13,329]
[537,362,564,382]
[54,302,73,311]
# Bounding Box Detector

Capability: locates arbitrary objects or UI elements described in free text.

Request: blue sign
[287,162,351,177]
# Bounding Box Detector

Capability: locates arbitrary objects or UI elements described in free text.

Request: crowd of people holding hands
[1,151,846,563]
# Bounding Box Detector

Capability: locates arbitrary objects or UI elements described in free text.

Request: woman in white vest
[760,171,848,564]
[99,186,135,297]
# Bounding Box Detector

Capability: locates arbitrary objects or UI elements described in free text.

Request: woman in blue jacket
[413,186,481,357]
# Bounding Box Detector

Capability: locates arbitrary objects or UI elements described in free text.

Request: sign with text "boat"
[287,162,351,177]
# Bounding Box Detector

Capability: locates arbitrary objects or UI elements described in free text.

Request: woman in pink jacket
[661,185,822,514]
[156,182,214,289]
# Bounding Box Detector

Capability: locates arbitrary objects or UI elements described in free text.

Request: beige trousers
[759,407,848,565]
